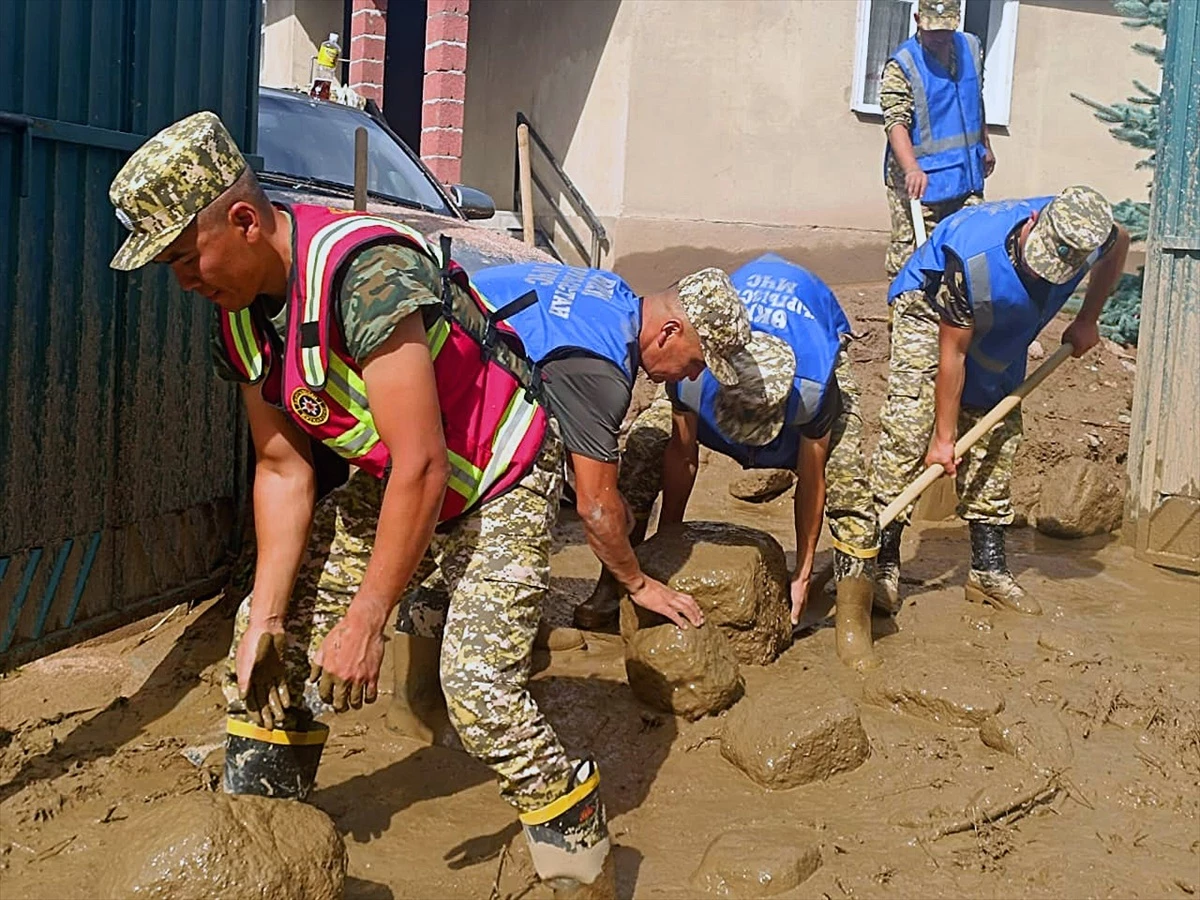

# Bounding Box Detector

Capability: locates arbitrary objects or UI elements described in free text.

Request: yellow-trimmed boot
[521,760,616,899]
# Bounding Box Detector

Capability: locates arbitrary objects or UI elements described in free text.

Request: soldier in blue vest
[882,0,994,278]
[573,254,883,671]
[871,186,1129,616]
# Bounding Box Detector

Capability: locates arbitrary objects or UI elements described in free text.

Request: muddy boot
[834,552,881,672]
[521,760,615,899]
[573,568,622,630]
[385,633,454,744]
[965,522,1042,616]
[873,521,904,615]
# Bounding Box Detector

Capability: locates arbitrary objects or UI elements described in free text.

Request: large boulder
[619,522,791,666]
[691,827,823,897]
[729,469,795,503]
[1034,458,1123,538]
[103,793,346,900]
[625,621,743,720]
[720,680,870,790]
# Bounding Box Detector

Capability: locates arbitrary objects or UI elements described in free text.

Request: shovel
[809,341,1076,596]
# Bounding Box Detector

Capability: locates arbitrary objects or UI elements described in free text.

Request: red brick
[423,155,461,184]
[350,58,385,85]
[351,9,388,37]
[421,127,463,158]
[428,0,469,15]
[352,0,388,14]
[422,99,465,129]
[351,82,384,105]
[425,11,469,45]
[351,34,386,60]
[424,41,467,73]
[423,70,466,102]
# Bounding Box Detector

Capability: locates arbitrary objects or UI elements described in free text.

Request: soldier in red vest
[108,111,750,896]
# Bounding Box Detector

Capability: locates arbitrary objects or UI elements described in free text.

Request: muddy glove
[240,631,292,730]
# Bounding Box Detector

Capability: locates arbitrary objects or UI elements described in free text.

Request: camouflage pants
[618,350,879,573]
[869,289,1022,526]
[227,429,575,814]
[885,187,983,278]
[395,426,575,814]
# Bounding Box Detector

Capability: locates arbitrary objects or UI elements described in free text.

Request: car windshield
[256,91,453,216]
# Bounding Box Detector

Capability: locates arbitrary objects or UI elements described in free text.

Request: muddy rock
[720,680,870,789]
[625,621,743,720]
[729,469,796,502]
[620,522,791,666]
[1035,458,1123,538]
[980,701,1074,774]
[863,649,1004,727]
[103,793,346,900]
[692,826,822,897]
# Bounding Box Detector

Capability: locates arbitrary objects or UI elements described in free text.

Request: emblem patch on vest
[291,387,330,426]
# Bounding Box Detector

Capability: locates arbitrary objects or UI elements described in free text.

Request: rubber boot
[874,521,905,615]
[834,551,881,672]
[573,568,621,630]
[521,760,616,899]
[223,716,329,801]
[965,522,1042,616]
[385,632,455,745]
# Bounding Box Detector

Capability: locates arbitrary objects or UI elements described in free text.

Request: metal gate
[0,0,261,668]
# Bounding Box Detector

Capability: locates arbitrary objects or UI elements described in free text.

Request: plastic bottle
[310,32,341,101]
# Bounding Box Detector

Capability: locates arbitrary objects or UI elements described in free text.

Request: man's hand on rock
[630,576,704,630]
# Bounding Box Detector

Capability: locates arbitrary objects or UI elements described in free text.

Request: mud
[624,620,742,720]
[728,469,796,503]
[862,645,1005,728]
[102,793,346,900]
[2,283,1198,900]
[979,701,1074,775]
[720,680,870,790]
[691,827,822,897]
[622,522,791,666]
[1035,457,1124,538]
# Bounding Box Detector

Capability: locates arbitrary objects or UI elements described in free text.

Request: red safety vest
[216,204,547,522]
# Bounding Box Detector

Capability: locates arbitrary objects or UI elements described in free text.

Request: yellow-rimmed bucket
[222,718,329,801]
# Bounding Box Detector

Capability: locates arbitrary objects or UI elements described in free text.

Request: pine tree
[1069,0,1169,346]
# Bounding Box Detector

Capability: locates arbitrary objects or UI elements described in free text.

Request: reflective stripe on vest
[894,39,985,159]
[964,251,1008,373]
[227,307,265,382]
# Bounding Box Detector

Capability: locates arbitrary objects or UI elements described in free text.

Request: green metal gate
[0,0,260,668]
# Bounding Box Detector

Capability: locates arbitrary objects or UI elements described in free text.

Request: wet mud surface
[2,285,1197,899]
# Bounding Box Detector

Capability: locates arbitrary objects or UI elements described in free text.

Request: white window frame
[850,0,1020,128]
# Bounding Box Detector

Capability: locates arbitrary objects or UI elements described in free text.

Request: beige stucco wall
[260,0,344,91]
[461,0,1159,287]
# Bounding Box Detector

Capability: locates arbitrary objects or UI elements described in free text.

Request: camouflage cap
[712,332,797,447]
[917,0,960,30]
[1024,185,1113,285]
[676,268,753,387]
[108,111,247,271]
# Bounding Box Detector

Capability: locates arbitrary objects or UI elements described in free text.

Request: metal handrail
[512,111,608,266]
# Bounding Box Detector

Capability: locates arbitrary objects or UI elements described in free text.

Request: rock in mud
[1034,458,1123,538]
[103,793,346,900]
[720,680,870,789]
[979,702,1073,774]
[619,522,791,666]
[862,652,1004,727]
[729,469,795,502]
[625,621,743,720]
[691,826,822,897]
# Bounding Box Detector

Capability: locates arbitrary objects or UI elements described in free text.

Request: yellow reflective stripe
[327,357,370,411]
[469,391,539,507]
[228,309,263,381]
[302,345,323,387]
[830,535,880,559]
[445,449,483,501]
[327,418,380,457]
[427,318,451,358]
[518,771,600,826]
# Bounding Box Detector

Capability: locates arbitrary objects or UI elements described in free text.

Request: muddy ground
[2,285,1196,899]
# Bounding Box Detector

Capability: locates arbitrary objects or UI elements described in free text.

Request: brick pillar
[421,0,469,184]
[349,0,388,106]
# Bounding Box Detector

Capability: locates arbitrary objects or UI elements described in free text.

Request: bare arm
[927,321,973,476]
[887,126,928,201]
[659,409,700,527]
[574,453,704,629]
[1063,225,1130,357]
[789,433,830,626]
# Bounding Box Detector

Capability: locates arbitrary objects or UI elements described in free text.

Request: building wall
[461,0,1157,289]
[260,0,344,91]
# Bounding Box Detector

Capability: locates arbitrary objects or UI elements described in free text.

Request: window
[850,0,1020,127]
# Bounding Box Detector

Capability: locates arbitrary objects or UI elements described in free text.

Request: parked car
[255,86,552,274]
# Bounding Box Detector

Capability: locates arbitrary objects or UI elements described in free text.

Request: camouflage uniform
[880,12,987,278]
[620,349,878,568]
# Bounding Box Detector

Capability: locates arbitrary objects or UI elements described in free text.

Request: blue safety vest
[470,262,642,382]
[891,198,1097,408]
[884,32,987,205]
[668,254,850,469]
